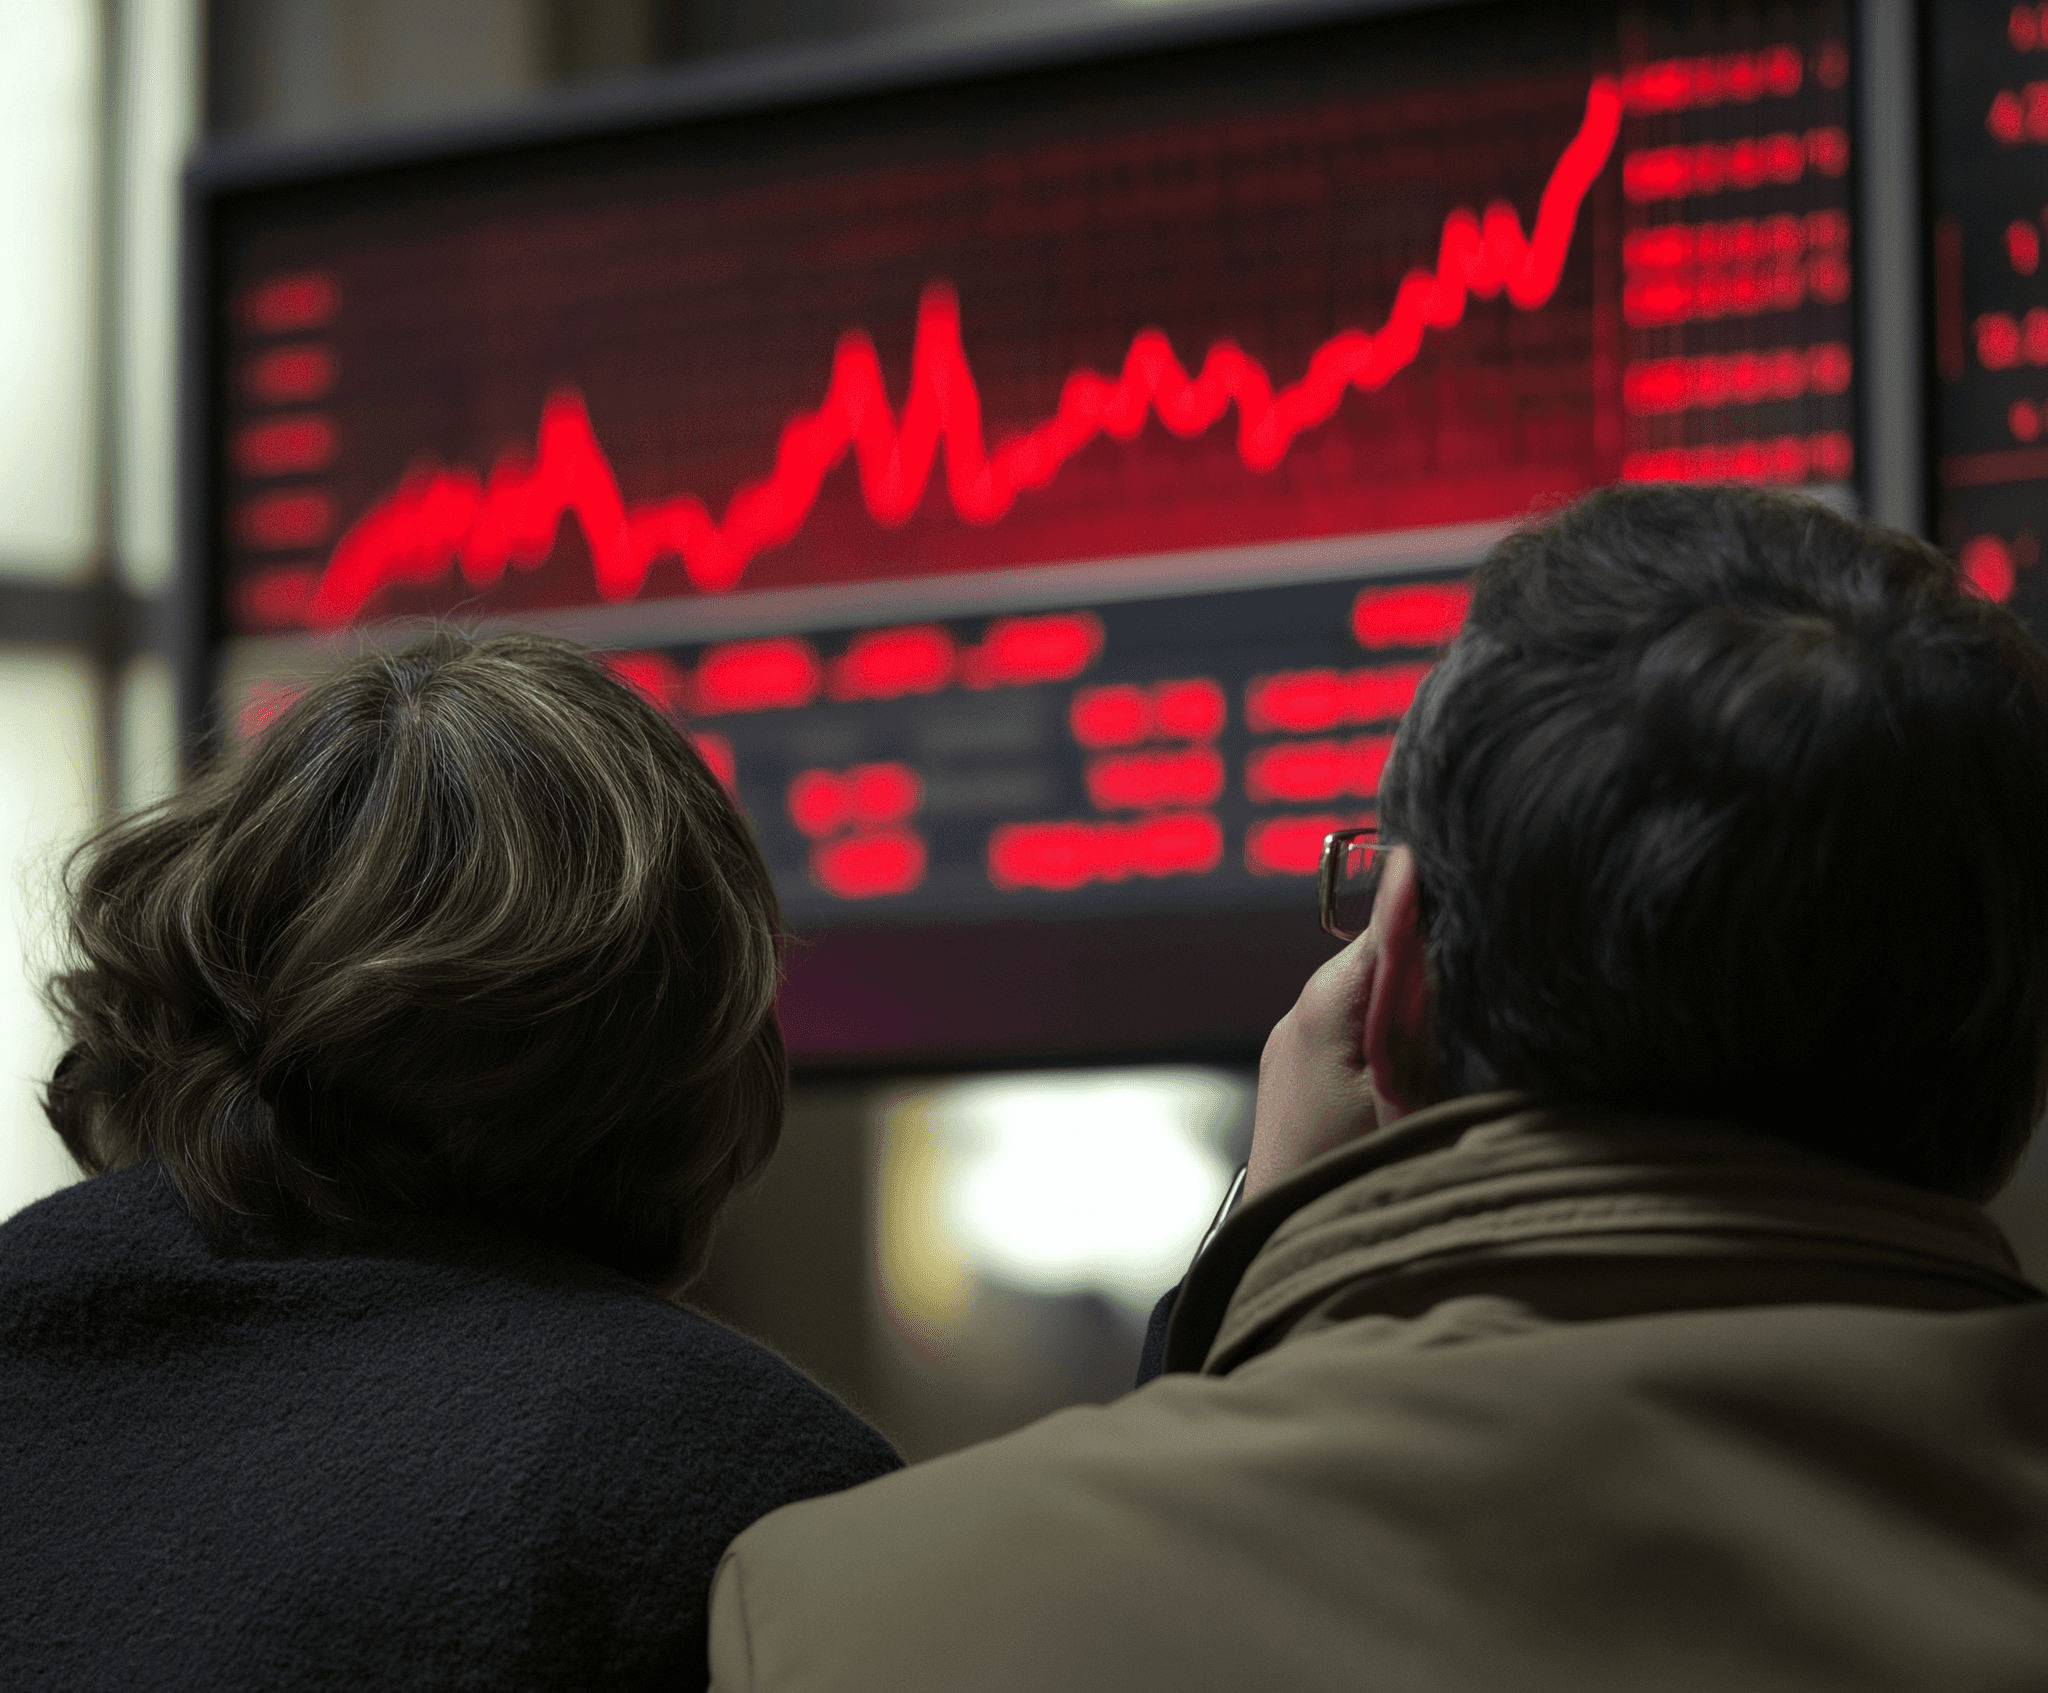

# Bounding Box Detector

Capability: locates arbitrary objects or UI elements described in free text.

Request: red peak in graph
[305,78,1622,628]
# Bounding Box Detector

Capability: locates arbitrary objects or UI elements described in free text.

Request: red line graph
[305,78,1621,629]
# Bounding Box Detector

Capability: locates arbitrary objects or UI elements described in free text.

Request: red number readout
[1068,677,1225,747]
[811,829,927,899]
[1245,664,1429,735]
[695,637,823,713]
[244,345,335,404]
[236,416,337,477]
[1245,813,1375,877]
[1245,735,1394,805]
[960,612,1104,688]
[1622,432,1853,485]
[1351,584,1470,649]
[789,762,929,899]
[828,625,955,700]
[604,649,688,712]
[988,812,1223,891]
[241,271,339,334]
[1622,130,1847,203]
[787,763,924,838]
[238,491,334,550]
[1623,344,1851,413]
[1086,747,1226,811]
[1621,46,1803,113]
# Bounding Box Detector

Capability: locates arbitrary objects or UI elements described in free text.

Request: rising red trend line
[306,78,1622,628]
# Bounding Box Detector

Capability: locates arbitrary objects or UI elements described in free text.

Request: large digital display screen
[1930,0,2048,629]
[204,0,1857,1014]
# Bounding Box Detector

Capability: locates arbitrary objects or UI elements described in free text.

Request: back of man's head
[1381,484,2048,1198]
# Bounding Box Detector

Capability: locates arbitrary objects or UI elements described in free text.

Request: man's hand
[1246,934,1381,1200]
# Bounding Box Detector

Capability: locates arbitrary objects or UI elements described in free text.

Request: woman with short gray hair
[2,629,899,1691]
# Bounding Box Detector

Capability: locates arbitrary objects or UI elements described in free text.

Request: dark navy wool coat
[0,1162,900,1692]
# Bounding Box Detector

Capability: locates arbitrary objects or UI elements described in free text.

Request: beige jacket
[709,1094,2048,1692]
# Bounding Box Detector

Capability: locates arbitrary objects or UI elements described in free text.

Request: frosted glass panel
[0,649,97,1221]
[117,0,197,591]
[0,0,98,571]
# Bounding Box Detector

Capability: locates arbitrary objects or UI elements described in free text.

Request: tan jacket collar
[1166,1093,2038,1376]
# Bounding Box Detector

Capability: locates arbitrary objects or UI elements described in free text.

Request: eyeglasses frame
[1317,824,1384,942]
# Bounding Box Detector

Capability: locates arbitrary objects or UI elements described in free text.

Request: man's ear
[1362,846,1432,1120]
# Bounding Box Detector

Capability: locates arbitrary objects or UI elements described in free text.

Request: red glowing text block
[1973,308,2048,370]
[787,762,924,838]
[1988,83,2048,144]
[1352,584,1470,650]
[236,415,337,477]
[812,828,927,899]
[245,345,335,404]
[1622,257,1848,329]
[1086,746,1225,812]
[1621,432,1853,484]
[1622,211,1846,271]
[1961,536,2018,602]
[962,611,1104,688]
[236,567,319,629]
[1070,683,1151,748]
[1246,735,1394,804]
[2011,220,2043,276]
[1247,670,1345,734]
[1622,344,1852,414]
[848,763,923,825]
[828,624,955,700]
[1068,676,1226,747]
[1621,131,1844,203]
[987,811,1223,891]
[695,636,823,713]
[238,491,335,550]
[1621,46,1802,113]
[1245,663,1429,734]
[691,730,738,795]
[1150,678,1226,740]
[1246,813,1373,877]
[604,650,687,712]
[242,272,340,334]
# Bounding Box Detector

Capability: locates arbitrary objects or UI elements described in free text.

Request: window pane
[0,0,97,572]
[0,648,97,1220]
[118,652,176,809]
[116,0,197,591]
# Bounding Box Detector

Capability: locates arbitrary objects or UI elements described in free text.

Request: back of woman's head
[44,629,784,1289]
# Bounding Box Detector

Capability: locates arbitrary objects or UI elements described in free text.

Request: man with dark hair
[707,487,2048,1692]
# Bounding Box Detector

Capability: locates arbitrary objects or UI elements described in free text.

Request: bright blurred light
[117,0,199,590]
[875,1067,1246,1332]
[0,0,97,569]
[0,648,96,1221]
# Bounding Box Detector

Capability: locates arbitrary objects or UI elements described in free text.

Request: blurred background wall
[200,0,1171,140]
